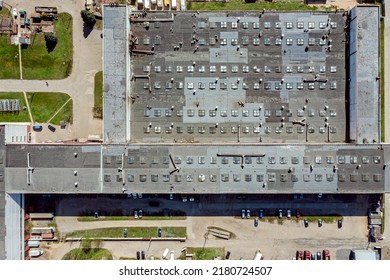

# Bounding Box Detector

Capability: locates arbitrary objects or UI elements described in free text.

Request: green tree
[81,10,96,25]
[44,32,57,52]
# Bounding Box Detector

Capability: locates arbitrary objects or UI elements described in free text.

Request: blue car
[259,209,264,219]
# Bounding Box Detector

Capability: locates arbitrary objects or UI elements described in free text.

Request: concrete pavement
[0,0,102,141]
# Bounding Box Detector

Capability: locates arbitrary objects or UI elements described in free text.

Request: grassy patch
[27,92,71,123]
[182,247,225,260]
[62,248,113,260]
[93,71,103,118]
[381,19,384,142]
[0,92,30,122]
[187,0,318,11]
[78,215,186,222]
[304,216,342,223]
[22,13,73,79]
[0,36,20,79]
[0,7,11,16]
[66,227,186,238]
[50,98,73,125]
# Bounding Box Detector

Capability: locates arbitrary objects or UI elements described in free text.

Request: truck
[29,250,43,257]
[323,250,330,260]
[169,250,175,260]
[253,250,264,260]
[27,240,40,248]
[162,248,169,259]
[19,10,26,27]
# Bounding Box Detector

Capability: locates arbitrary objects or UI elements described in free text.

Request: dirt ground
[30,194,372,260]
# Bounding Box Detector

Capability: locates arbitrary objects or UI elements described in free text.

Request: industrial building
[0,5,384,259]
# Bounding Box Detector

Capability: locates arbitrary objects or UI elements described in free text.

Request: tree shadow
[83,22,95,38]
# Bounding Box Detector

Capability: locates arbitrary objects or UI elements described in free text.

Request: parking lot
[27,194,375,260]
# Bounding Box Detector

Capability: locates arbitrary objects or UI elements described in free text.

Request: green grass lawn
[381,20,384,142]
[27,92,71,123]
[187,0,319,11]
[50,98,73,125]
[62,248,113,260]
[21,13,73,79]
[78,215,186,222]
[0,92,30,122]
[66,227,186,238]
[181,247,225,260]
[0,36,20,79]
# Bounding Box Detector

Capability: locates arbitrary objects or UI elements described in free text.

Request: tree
[81,10,96,25]
[44,32,57,52]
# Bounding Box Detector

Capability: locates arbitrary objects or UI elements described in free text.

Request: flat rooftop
[4,143,388,194]
[129,11,347,144]
[103,5,130,144]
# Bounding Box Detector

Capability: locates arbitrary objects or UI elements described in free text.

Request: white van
[162,248,169,259]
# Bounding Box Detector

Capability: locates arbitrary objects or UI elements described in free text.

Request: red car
[304,251,311,260]
[296,209,301,218]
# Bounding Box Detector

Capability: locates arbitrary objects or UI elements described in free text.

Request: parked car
[123,228,127,238]
[169,193,173,200]
[48,124,56,132]
[137,193,143,199]
[311,253,315,260]
[304,251,311,260]
[225,251,231,259]
[139,209,143,219]
[141,251,145,260]
[278,209,283,218]
[296,209,301,218]
[259,209,264,219]
[318,219,323,227]
[132,193,137,199]
[189,196,195,202]
[241,209,245,219]
[136,251,140,260]
[254,218,258,227]
[134,210,138,219]
[304,219,309,228]
[246,209,250,219]
[12,8,17,18]
[32,125,43,132]
[287,209,291,219]
[181,195,187,202]
[316,251,322,260]
[157,227,162,237]
[338,219,342,228]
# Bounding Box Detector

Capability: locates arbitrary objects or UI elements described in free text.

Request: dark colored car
[318,219,323,227]
[32,125,43,132]
[304,219,309,228]
[225,251,231,259]
[259,209,264,219]
[254,218,258,227]
[338,219,342,228]
[48,124,56,132]
[311,253,315,260]
[123,228,127,238]
[157,227,162,237]
[141,251,145,260]
[296,209,301,218]
[316,251,322,260]
[136,251,140,260]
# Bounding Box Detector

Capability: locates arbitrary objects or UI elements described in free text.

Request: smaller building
[350,249,378,260]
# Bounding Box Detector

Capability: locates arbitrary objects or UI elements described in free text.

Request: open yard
[93,71,103,118]
[0,36,20,79]
[21,13,73,79]
[27,92,72,123]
